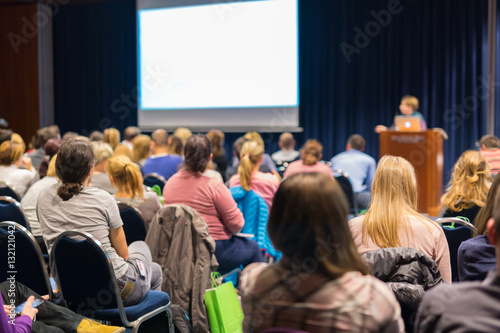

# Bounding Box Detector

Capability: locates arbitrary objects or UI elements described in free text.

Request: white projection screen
[137,0,299,131]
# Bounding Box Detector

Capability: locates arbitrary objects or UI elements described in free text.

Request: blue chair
[0,196,31,231]
[332,169,359,216]
[0,181,20,202]
[143,173,167,192]
[0,221,53,299]
[51,230,174,332]
[117,202,148,246]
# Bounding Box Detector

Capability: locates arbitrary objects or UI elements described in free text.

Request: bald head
[152,129,168,147]
[124,126,141,141]
[279,132,295,150]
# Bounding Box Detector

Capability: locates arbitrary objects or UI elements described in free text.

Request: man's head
[399,95,419,115]
[279,132,295,150]
[233,136,248,158]
[347,134,365,152]
[480,134,500,150]
[124,126,141,142]
[151,129,169,150]
[35,125,60,149]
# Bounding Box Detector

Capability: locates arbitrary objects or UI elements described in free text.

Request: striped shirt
[241,262,404,333]
[480,148,500,174]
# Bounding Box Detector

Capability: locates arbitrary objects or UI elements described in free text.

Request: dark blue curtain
[53,0,489,184]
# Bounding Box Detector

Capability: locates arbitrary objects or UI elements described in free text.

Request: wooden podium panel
[380,130,443,216]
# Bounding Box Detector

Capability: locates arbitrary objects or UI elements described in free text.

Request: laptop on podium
[394,115,421,131]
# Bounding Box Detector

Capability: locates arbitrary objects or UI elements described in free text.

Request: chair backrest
[333,170,359,215]
[0,182,20,202]
[117,202,148,245]
[0,196,31,231]
[143,173,167,191]
[436,218,474,282]
[0,221,52,298]
[51,230,123,315]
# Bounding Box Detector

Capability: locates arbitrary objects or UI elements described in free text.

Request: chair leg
[166,305,175,333]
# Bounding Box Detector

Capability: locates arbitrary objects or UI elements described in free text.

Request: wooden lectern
[379,130,444,216]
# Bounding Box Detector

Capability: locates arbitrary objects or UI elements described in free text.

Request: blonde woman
[106,154,161,225]
[0,139,35,198]
[103,127,120,150]
[132,134,151,167]
[173,127,192,146]
[349,155,451,282]
[89,141,116,194]
[243,131,277,173]
[283,139,333,178]
[441,150,492,222]
[228,140,280,208]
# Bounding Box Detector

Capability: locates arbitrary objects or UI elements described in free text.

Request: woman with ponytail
[228,140,280,209]
[283,139,333,178]
[37,138,162,306]
[106,154,161,225]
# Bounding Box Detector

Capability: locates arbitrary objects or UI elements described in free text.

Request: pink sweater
[228,171,280,208]
[163,170,244,240]
[349,214,452,283]
[283,160,333,178]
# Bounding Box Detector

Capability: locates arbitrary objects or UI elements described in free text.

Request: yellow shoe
[76,318,126,333]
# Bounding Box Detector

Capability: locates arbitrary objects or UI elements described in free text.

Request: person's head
[167,135,183,156]
[89,131,104,142]
[399,95,419,115]
[301,139,323,166]
[44,139,62,158]
[184,134,212,173]
[35,125,60,149]
[347,134,365,151]
[269,173,369,277]
[103,128,120,149]
[113,144,133,160]
[46,154,58,178]
[10,133,25,150]
[0,129,13,145]
[55,138,95,201]
[480,134,500,150]
[62,131,79,141]
[363,155,419,248]
[90,141,113,167]
[244,131,265,147]
[151,129,168,148]
[124,126,141,142]
[132,134,151,163]
[0,140,24,166]
[206,129,225,157]
[278,132,295,150]
[441,150,491,212]
[174,127,193,146]
[232,136,248,158]
[238,140,264,191]
[105,154,144,198]
[474,172,500,237]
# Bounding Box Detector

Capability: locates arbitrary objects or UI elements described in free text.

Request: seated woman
[37,138,162,306]
[349,155,452,282]
[441,150,491,223]
[163,134,264,273]
[89,141,116,194]
[106,154,162,226]
[132,134,151,168]
[0,139,36,198]
[206,129,227,179]
[228,140,280,209]
[240,173,404,332]
[103,127,120,150]
[457,172,500,281]
[283,139,333,178]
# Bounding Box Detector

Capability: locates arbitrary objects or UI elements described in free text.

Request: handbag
[204,272,244,333]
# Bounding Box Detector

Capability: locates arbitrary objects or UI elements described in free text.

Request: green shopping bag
[204,272,243,333]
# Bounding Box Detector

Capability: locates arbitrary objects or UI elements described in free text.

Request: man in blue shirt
[142,129,183,180]
[330,134,376,209]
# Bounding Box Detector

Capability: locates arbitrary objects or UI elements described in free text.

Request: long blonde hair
[362,155,418,248]
[105,155,144,198]
[238,140,264,191]
[103,128,120,150]
[441,150,491,212]
[132,134,151,162]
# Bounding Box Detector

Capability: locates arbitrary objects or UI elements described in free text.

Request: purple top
[1,299,32,333]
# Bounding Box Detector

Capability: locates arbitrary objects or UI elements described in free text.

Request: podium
[379,130,444,216]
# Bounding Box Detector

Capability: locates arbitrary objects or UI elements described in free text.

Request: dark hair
[184,134,211,173]
[0,129,12,145]
[168,135,183,156]
[475,172,500,236]
[233,136,248,157]
[55,138,95,201]
[89,131,104,142]
[480,134,500,149]
[206,129,225,157]
[35,125,60,149]
[348,134,366,150]
[268,173,369,277]
[44,138,62,158]
[124,126,141,141]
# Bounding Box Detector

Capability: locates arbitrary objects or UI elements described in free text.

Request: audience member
[225,137,250,181]
[243,132,277,173]
[121,126,141,150]
[37,138,162,306]
[283,139,333,178]
[229,140,280,209]
[441,150,491,223]
[113,144,133,160]
[457,172,500,281]
[37,138,62,179]
[163,134,264,273]
[240,173,404,332]
[20,155,58,254]
[142,129,183,180]
[173,127,192,146]
[479,134,500,174]
[349,155,452,282]
[0,140,36,198]
[167,135,183,156]
[132,134,151,167]
[89,130,104,142]
[28,125,60,170]
[0,129,13,145]
[414,186,500,332]
[330,134,376,209]
[62,131,79,141]
[206,129,227,178]
[375,95,427,133]
[106,154,161,226]
[89,141,116,194]
[103,127,120,150]
[271,132,300,164]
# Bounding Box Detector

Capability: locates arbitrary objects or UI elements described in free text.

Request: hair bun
[57,182,82,201]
